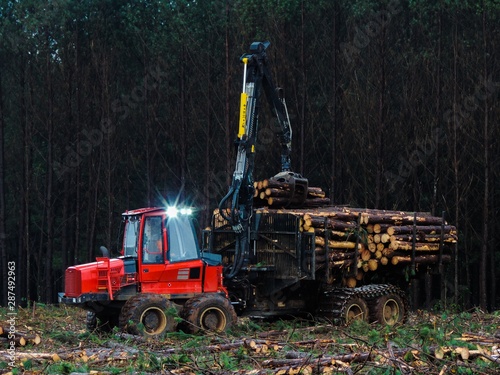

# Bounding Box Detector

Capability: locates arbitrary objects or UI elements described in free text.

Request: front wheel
[119,294,177,337]
[371,294,405,326]
[181,294,237,334]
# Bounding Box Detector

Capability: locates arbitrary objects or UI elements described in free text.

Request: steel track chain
[316,284,409,323]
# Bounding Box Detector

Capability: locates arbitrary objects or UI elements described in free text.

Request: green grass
[2,305,500,374]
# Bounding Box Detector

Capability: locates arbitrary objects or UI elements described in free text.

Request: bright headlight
[167,206,192,217]
[166,206,178,217]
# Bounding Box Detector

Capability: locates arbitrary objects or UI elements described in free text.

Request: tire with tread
[86,311,119,332]
[371,294,405,326]
[343,297,369,324]
[119,294,177,337]
[86,311,97,331]
[181,294,237,334]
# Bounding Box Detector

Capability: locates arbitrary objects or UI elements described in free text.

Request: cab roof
[122,207,165,216]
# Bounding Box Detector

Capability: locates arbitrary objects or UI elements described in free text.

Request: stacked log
[253,179,330,208]
[256,206,457,288]
[0,325,41,347]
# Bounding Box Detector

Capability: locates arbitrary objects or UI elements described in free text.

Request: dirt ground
[1,304,500,374]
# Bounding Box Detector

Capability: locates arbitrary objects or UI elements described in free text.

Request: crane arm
[219,41,308,279]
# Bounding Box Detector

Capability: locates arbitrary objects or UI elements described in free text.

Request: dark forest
[0,0,498,311]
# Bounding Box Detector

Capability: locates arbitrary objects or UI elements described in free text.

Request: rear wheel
[86,311,118,332]
[181,294,237,334]
[343,297,369,324]
[371,294,405,326]
[119,294,177,337]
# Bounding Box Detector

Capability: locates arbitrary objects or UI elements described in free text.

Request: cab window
[142,216,164,264]
[167,216,200,262]
[123,218,139,257]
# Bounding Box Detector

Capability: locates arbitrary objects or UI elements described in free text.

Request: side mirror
[100,246,110,258]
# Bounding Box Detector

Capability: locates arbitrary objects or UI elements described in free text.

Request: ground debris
[2,306,500,374]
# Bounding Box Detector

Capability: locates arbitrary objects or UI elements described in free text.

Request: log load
[253,179,330,208]
[216,177,457,289]
[252,204,457,288]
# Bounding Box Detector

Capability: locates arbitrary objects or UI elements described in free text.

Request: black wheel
[181,294,237,334]
[343,297,369,324]
[86,311,119,333]
[86,311,97,331]
[119,294,177,337]
[371,294,405,326]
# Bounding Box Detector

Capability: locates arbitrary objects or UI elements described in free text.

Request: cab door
[157,216,204,295]
[139,213,205,296]
[138,214,166,288]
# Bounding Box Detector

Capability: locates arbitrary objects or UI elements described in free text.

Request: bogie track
[317,284,408,325]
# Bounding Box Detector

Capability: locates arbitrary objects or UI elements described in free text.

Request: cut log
[328,252,356,261]
[381,233,391,243]
[313,228,355,240]
[368,259,378,271]
[0,336,26,346]
[330,260,355,268]
[387,225,457,236]
[0,328,41,346]
[304,215,357,231]
[307,187,326,198]
[355,270,364,281]
[315,236,357,249]
[267,196,330,208]
[373,223,392,234]
[361,248,372,261]
[390,254,452,265]
[265,187,293,198]
[389,241,441,252]
[345,277,357,288]
[363,212,444,225]
[389,233,458,243]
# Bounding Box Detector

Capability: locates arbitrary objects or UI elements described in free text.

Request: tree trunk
[44,47,55,303]
[329,1,338,203]
[375,25,386,208]
[480,9,490,311]
[23,64,33,303]
[451,14,464,307]
[224,2,232,186]
[299,0,306,174]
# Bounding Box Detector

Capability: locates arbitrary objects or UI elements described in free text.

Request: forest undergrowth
[1,304,500,374]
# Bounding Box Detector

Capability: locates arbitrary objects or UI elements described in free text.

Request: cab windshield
[167,215,200,262]
[123,218,140,257]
